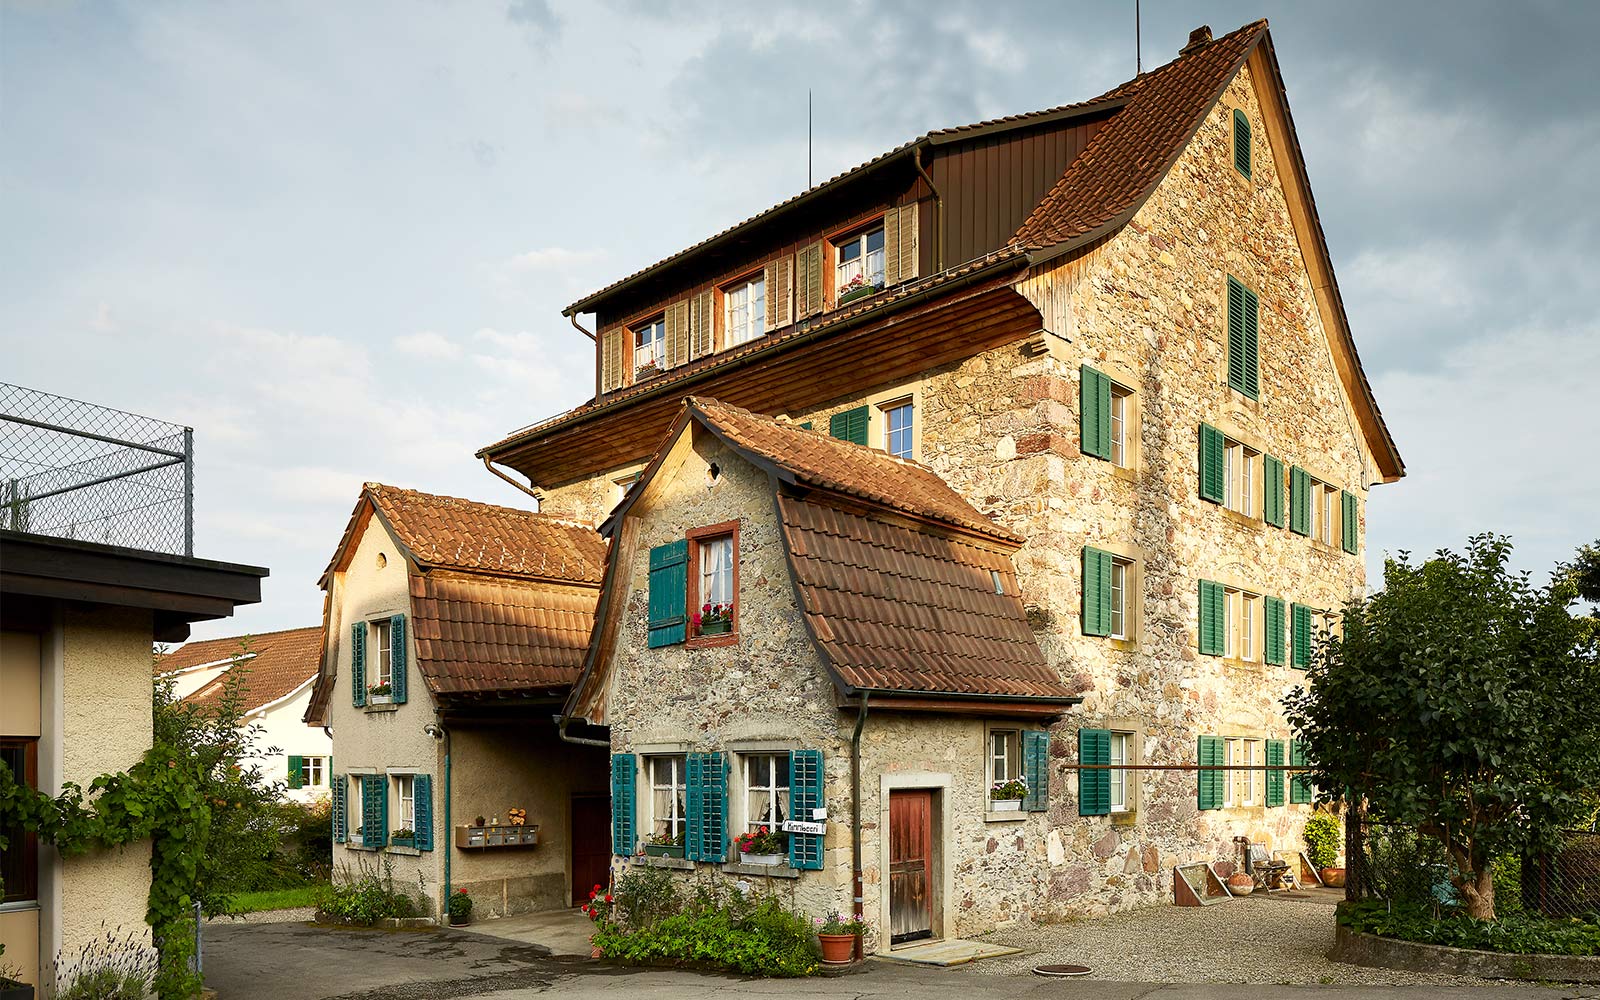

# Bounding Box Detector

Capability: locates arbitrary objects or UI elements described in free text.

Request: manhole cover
[1033,964,1091,977]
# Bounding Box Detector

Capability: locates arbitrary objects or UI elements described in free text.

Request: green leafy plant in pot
[447,888,473,926]
[1304,811,1342,885]
[814,910,868,964]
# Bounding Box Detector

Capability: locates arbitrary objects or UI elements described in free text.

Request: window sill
[1111,809,1137,827]
[633,854,695,871]
[722,862,800,879]
[687,632,739,650]
[0,900,40,913]
[1105,637,1138,652]
[1110,464,1139,484]
[363,702,400,714]
[983,811,1028,824]
[1219,506,1262,531]
[345,843,379,852]
[386,845,422,857]
[1222,657,1265,673]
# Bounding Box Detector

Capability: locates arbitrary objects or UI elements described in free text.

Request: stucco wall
[245,685,334,803]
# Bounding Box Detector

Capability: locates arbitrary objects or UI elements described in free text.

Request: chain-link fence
[0,382,193,555]
[1349,816,1600,920]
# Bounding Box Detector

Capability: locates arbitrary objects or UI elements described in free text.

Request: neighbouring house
[155,626,332,803]
[303,483,610,921]
[1,384,265,990]
[474,19,1403,946]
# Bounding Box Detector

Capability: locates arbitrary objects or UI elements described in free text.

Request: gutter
[557,715,610,748]
[481,455,543,503]
[851,686,1084,706]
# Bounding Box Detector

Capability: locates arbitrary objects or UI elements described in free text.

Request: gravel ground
[966,895,1510,986]
[207,906,316,925]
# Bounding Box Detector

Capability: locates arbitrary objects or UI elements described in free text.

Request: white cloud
[393,330,463,361]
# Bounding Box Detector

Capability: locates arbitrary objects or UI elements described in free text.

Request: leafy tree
[1567,539,1600,606]
[1285,534,1600,920]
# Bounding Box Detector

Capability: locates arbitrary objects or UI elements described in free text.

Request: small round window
[376,552,387,569]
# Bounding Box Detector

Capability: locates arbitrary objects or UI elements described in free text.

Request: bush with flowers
[733,826,785,857]
[447,887,473,923]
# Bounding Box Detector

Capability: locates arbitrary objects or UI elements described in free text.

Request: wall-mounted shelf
[455,824,539,850]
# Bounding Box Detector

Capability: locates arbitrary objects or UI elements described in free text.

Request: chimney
[1179,25,1213,56]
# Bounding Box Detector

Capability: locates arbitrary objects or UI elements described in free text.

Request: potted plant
[836,273,880,307]
[1226,870,1255,896]
[633,360,661,382]
[367,682,394,705]
[733,826,786,866]
[352,825,364,846]
[390,827,415,848]
[814,911,867,965]
[1303,812,1343,886]
[644,830,685,859]
[989,776,1028,811]
[447,888,473,927]
[473,815,487,828]
[692,603,733,637]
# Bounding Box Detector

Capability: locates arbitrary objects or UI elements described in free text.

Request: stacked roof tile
[409,571,596,696]
[161,625,322,714]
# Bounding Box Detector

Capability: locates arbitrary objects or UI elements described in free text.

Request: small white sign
[783,820,826,835]
[811,808,828,821]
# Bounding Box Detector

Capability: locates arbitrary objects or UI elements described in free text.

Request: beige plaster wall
[1,631,41,737]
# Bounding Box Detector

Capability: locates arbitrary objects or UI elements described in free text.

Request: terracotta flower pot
[1320,867,1346,887]
[818,933,857,964]
[1226,875,1254,896]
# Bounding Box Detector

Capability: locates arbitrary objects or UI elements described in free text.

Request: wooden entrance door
[570,795,612,905]
[888,789,934,944]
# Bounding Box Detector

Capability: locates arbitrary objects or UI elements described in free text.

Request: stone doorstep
[875,939,1027,967]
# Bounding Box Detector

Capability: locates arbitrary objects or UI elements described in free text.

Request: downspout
[557,715,611,748]
[481,455,543,504]
[850,692,871,961]
[913,146,944,273]
[570,312,600,403]
[439,718,453,920]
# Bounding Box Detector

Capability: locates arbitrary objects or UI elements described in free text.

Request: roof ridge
[365,482,596,533]
[167,624,322,649]
[687,396,935,473]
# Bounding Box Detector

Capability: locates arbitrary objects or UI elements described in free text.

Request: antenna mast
[1136,0,1142,75]
[808,89,813,188]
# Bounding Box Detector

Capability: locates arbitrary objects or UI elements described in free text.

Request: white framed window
[633,317,665,370]
[613,471,641,504]
[305,757,324,787]
[394,773,415,832]
[724,275,767,346]
[1322,485,1337,546]
[350,776,364,843]
[1224,440,1260,517]
[1240,591,1259,662]
[649,755,687,843]
[834,225,886,292]
[742,754,790,833]
[882,399,914,459]
[1109,731,1130,812]
[372,619,393,687]
[1109,557,1130,640]
[989,728,1020,786]
[1109,385,1132,467]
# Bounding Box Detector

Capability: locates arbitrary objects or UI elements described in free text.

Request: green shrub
[51,928,158,1000]
[1340,900,1600,956]
[1303,812,1340,870]
[316,856,424,924]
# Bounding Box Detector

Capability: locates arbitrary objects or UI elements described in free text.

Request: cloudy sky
[3,1,1596,642]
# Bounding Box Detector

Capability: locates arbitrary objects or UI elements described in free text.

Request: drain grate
[1032,964,1091,977]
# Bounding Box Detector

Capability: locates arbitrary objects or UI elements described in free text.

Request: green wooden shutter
[1080,365,1112,460]
[686,752,728,862]
[1197,579,1225,656]
[331,775,347,843]
[798,421,813,431]
[1292,603,1312,668]
[1233,108,1251,178]
[1022,730,1050,812]
[1243,286,1260,399]
[1266,739,1285,807]
[1265,596,1286,666]
[788,750,824,870]
[829,405,869,446]
[1081,546,1113,637]
[1289,741,1312,804]
[610,753,636,856]
[1199,423,1225,503]
[1263,455,1286,527]
[350,622,366,708]
[1197,736,1224,811]
[1290,466,1310,535]
[287,755,304,790]
[362,774,388,848]
[413,773,434,851]
[389,614,408,704]
[1341,490,1358,554]
[1226,277,1247,395]
[647,541,689,648]
[1077,729,1110,816]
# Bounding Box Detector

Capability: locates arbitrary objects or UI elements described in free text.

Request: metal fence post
[183,427,195,557]
[193,899,203,975]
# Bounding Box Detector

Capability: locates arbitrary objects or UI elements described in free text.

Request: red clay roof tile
[161,625,322,714]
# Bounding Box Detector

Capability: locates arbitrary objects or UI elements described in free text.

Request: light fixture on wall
[423,723,443,740]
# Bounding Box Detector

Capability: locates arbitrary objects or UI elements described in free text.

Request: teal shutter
[1233,108,1251,177]
[1263,455,1286,527]
[1197,736,1224,810]
[389,614,408,704]
[1081,546,1113,637]
[1265,596,1286,666]
[1079,365,1113,460]
[1197,580,1225,656]
[1243,286,1259,398]
[362,774,388,848]
[798,421,813,430]
[1341,490,1358,554]
[350,622,366,707]
[647,541,689,648]
[331,775,347,843]
[1289,466,1310,535]
[1022,730,1050,812]
[287,755,304,789]
[1226,277,1247,396]
[1289,741,1312,804]
[829,406,869,446]
[788,750,824,870]
[1291,603,1312,668]
[686,752,728,862]
[1265,739,1285,807]
[1077,729,1111,817]
[610,753,636,856]
[1198,423,1225,503]
[413,774,434,851]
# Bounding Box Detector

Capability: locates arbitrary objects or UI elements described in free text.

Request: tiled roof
[330,483,607,585]
[162,625,323,714]
[1012,21,1266,250]
[686,397,1022,544]
[779,496,1075,700]
[409,571,597,697]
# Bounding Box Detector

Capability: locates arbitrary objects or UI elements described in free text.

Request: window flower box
[739,851,784,866]
[837,284,879,307]
[734,826,785,866]
[698,619,732,636]
[691,602,733,637]
[989,776,1028,812]
[634,362,661,383]
[367,683,394,705]
[644,843,686,859]
[390,828,415,848]
[989,798,1022,813]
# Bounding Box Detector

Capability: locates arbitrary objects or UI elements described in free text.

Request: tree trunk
[1456,866,1496,920]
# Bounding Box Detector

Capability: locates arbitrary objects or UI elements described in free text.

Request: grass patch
[1340,900,1600,956]
[232,886,322,912]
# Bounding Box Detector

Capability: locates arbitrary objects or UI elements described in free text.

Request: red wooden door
[888,789,934,943]
[570,796,612,905]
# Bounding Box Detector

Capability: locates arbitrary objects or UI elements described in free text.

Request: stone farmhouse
[308,19,1403,940]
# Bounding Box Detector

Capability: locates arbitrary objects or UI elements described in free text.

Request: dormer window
[633,317,665,373]
[835,225,885,302]
[724,274,766,347]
